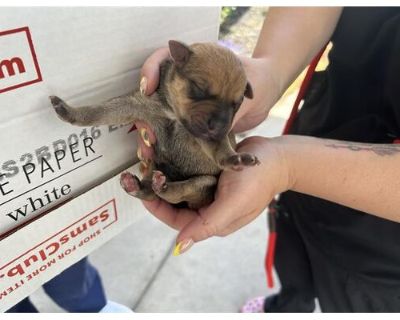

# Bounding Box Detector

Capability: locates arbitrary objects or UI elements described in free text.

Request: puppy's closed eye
[232,96,244,111]
[189,80,214,101]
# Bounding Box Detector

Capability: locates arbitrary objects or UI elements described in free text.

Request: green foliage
[220,7,238,24]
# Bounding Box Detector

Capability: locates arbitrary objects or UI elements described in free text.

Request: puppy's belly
[153,157,220,182]
[153,125,220,180]
[153,143,220,181]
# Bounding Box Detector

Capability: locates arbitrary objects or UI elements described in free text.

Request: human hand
[138,46,282,134]
[134,47,169,161]
[136,47,288,255]
[139,47,169,96]
[231,56,282,133]
[142,136,292,255]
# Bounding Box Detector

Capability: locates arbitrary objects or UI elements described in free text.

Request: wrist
[253,136,296,195]
[271,135,302,193]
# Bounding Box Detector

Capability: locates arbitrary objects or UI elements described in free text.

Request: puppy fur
[50,41,259,209]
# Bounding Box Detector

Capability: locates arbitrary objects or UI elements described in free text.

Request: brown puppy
[50,41,259,209]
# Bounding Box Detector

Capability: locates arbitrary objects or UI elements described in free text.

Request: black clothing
[269,7,400,312]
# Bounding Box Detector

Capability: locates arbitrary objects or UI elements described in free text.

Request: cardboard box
[0,7,220,310]
[0,164,143,312]
[0,7,220,234]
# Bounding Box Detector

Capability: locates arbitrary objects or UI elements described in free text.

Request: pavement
[29,106,291,312]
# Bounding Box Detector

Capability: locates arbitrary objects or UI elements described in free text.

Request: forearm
[280,135,400,222]
[254,7,343,97]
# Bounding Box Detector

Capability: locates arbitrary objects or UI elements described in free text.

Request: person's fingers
[217,208,261,237]
[140,47,170,95]
[142,198,198,230]
[172,186,266,256]
[135,121,156,160]
[175,188,251,244]
[173,136,272,253]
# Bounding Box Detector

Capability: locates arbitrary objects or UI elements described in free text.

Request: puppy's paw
[49,96,76,124]
[152,170,168,193]
[221,153,260,171]
[120,171,141,196]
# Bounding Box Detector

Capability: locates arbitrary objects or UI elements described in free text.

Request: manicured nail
[173,239,194,256]
[139,159,152,174]
[140,76,147,95]
[140,159,148,169]
[139,161,147,175]
[140,128,151,147]
[137,147,144,161]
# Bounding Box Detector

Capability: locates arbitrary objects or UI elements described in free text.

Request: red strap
[283,47,328,135]
[265,231,277,287]
[265,199,277,288]
[265,45,327,288]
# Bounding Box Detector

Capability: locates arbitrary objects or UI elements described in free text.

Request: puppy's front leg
[198,135,260,171]
[49,91,158,126]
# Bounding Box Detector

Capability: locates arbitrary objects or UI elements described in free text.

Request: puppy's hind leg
[49,91,150,126]
[151,171,217,209]
[120,171,157,201]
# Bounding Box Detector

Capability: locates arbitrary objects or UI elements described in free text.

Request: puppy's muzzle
[184,111,232,142]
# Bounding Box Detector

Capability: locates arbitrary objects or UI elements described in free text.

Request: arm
[253,7,342,94]
[143,135,400,255]
[233,7,343,132]
[282,135,400,222]
[138,8,343,134]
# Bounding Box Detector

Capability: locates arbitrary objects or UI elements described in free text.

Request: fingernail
[140,159,148,169]
[137,147,144,161]
[140,128,151,147]
[140,76,147,95]
[139,159,152,174]
[173,239,194,256]
[139,161,147,175]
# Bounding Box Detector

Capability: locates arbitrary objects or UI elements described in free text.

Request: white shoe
[100,300,134,313]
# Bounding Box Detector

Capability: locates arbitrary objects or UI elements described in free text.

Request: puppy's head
[166,40,253,141]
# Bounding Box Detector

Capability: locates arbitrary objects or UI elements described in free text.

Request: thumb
[173,198,245,256]
[172,213,217,256]
[140,47,170,95]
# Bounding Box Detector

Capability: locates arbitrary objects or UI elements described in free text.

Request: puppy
[50,40,259,209]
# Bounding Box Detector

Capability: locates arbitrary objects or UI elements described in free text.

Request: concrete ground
[29,110,290,313]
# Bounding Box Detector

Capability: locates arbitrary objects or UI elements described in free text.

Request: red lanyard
[265,45,327,288]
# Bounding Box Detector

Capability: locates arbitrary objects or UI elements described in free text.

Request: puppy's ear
[168,40,193,67]
[244,81,254,99]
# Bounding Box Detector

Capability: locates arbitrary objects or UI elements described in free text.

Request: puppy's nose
[206,116,228,140]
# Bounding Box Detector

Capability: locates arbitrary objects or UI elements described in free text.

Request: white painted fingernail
[137,147,144,161]
[140,76,147,95]
[140,128,151,147]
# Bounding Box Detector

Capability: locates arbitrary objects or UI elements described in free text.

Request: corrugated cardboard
[0,7,220,310]
[0,7,220,234]
[0,163,143,312]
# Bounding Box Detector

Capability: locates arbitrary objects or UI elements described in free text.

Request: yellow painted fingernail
[139,159,152,174]
[140,160,148,169]
[140,76,147,95]
[139,161,147,176]
[173,239,194,256]
[140,128,151,147]
[137,147,144,161]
